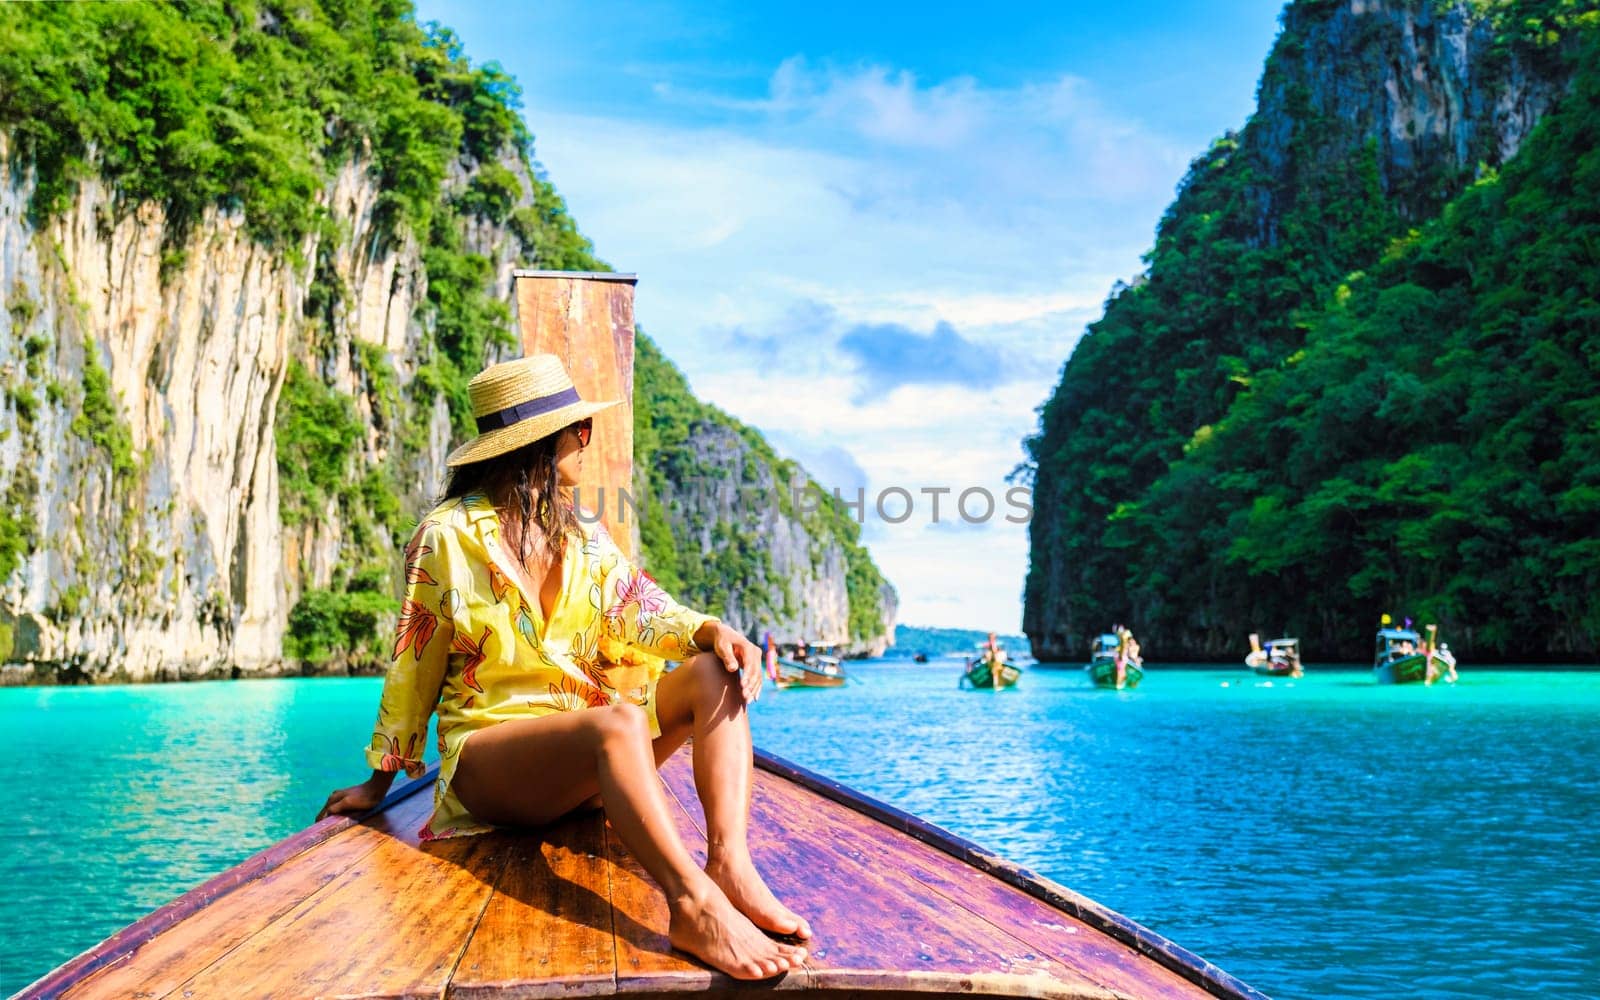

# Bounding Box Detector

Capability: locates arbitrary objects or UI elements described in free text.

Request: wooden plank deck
[23,749,1267,1000]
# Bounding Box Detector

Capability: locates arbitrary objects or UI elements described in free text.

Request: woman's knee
[685,651,745,716]
[687,650,736,688]
[592,701,651,745]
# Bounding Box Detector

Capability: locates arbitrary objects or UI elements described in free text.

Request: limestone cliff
[1,140,458,680]
[0,6,895,682]
[1250,0,1573,230]
[1023,0,1588,661]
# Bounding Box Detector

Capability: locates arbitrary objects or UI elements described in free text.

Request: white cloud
[766,58,985,149]
[870,522,1033,632]
[525,59,1191,630]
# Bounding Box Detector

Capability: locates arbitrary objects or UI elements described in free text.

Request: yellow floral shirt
[365,493,717,840]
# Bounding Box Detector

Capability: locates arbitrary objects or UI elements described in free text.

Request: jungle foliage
[1025,3,1599,660]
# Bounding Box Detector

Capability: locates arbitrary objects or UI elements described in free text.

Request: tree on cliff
[1023,0,1599,661]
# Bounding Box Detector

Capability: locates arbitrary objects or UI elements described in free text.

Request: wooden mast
[514,269,639,557]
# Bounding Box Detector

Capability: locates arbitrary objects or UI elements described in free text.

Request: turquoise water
[3,663,1598,998]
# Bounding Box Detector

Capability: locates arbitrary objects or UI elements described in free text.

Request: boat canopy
[1376,628,1420,641]
[1095,633,1120,647]
[1264,637,1298,647]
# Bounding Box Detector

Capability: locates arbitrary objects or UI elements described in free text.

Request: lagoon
[3,662,1597,998]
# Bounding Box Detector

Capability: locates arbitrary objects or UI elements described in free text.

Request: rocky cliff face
[1,141,443,680]
[1250,0,1570,233]
[0,134,894,681]
[642,420,898,657]
[1023,0,1583,662]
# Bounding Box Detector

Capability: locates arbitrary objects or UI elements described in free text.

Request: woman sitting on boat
[317,356,809,980]
[982,631,1004,665]
[981,631,1005,684]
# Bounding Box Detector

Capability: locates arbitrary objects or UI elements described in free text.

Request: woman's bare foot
[667,885,808,979]
[706,854,812,939]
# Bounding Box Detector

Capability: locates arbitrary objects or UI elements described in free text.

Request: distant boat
[912,651,929,663]
[961,654,1021,689]
[1086,630,1143,690]
[775,658,846,688]
[1244,633,1302,678]
[960,637,1020,689]
[1373,623,1457,685]
[774,641,847,689]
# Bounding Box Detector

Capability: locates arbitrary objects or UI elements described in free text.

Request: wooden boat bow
[21,748,1268,1000]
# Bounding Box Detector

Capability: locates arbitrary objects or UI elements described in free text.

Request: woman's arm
[593,524,718,660]
[589,524,764,700]
[317,520,465,820]
[316,768,398,820]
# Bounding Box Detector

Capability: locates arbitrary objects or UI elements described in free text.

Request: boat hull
[774,658,847,689]
[1086,660,1143,690]
[963,661,1022,689]
[1249,663,1302,678]
[1373,653,1452,685]
[21,747,1268,1000]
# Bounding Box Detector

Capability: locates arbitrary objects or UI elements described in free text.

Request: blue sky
[415,0,1288,633]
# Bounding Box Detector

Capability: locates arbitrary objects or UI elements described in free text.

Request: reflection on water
[4,665,1598,999]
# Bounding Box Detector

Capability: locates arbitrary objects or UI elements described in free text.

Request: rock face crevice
[1,138,895,681]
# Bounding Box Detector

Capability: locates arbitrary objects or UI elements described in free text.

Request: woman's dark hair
[441,432,578,567]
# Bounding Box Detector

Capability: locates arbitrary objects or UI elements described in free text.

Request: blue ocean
[3,661,1597,998]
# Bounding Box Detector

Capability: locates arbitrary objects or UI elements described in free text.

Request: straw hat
[445,354,619,467]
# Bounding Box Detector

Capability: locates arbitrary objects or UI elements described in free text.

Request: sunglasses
[569,417,593,448]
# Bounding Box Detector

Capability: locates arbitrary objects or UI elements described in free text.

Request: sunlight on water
[3,664,1598,998]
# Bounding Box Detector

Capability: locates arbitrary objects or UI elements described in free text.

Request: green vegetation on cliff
[1,0,892,664]
[284,571,396,665]
[1133,39,1600,655]
[1,0,519,250]
[1025,2,1598,659]
[276,361,360,526]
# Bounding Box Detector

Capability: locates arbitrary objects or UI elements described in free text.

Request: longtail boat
[19,272,1265,999]
[1086,631,1143,690]
[761,634,847,690]
[1244,634,1302,678]
[772,641,848,689]
[1373,623,1458,685]
[22,747,1268,1000]
[774,656,848,689]
[961,655,1022,689]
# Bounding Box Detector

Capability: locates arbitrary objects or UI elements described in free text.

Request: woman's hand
[315,771,397,822]
[698,621,765,703]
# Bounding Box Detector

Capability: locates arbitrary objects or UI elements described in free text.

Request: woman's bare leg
[655,653,812,940]
[452,702,806,979]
